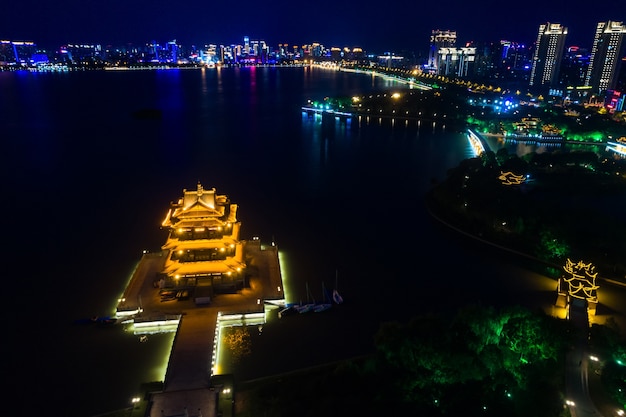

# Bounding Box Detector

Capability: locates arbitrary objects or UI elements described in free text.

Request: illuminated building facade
[585,21,626,95]
[139,40,182,63]
[58,43,103,64]
[330,47,342,61]
[529,23,568,94]
[428,29,456,72]
[437,47,476,77]
[377,52,407,68]
[0,40,15,64]
[617,56,626,92]
[160,183,246,295]
[243,36,250,55]
[605,90,624,112]
[0,40,37,66]
[468,40,532,86]
[560,46,590,88]
[310,43,324,58]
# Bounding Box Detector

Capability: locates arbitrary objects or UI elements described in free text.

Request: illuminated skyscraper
[0,40,16,64]
[560,46,590,88]
[437,47,476,77]
[0,40,37,65]
[428,29,456,72]
[529,23,568,94]
[243,36,250,55]
[584,21,626,94]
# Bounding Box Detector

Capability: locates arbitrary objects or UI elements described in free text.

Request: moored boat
[278,305,298,318]
[74,315,118,325]
[293,303,314,314]
[332,289,344,305]
[294,282,315,314]
[97,317,118,326]
[313,282,332,313]
[332,270,344,304]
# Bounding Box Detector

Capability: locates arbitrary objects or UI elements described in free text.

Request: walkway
[116,240,284,417]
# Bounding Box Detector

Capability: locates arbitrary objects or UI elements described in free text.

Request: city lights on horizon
[3,18,624,56]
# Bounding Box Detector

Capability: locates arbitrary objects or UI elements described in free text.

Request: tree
[536,229,570,261]
[371,306,572,416]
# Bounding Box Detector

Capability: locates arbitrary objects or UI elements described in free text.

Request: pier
[116,239,284,417]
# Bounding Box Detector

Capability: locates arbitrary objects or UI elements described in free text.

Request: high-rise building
[243,36,250,55]
[584,21,626,95]
[529,23,568,94]
[428,29,456,72]
[0,40,16,64]
[0,40,38,66]
[437,47,476,77]
[616,56,626,92]
[560,46,591,88]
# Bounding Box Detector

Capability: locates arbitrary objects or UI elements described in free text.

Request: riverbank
[425,144,626,282]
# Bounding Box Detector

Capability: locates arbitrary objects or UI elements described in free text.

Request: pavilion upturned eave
[161,237,239,251]
[163,259,246,276]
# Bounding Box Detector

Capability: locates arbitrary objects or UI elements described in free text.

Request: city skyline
[1,0,621,53]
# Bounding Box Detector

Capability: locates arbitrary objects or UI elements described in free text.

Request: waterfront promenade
[116,239,284,417]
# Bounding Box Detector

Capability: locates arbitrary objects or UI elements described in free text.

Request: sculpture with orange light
[498,171,526,185]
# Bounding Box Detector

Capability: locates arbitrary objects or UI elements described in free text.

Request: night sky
[2,0,623,53]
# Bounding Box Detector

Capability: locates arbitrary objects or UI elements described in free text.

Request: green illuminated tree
[589,321,626,408]
[536,229,570,261]
[371,305,573,416]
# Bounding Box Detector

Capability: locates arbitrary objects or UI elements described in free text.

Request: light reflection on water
[6,67,624,417]
[483,134,610,158]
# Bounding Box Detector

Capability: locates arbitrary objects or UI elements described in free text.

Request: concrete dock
[116,239,285,417]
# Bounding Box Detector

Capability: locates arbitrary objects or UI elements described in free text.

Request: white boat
[313,282,332,313]
[278,305,298,318]
[312,302,331,313]
[332,289,343,305]
[294,303,314,314]
[294,282,315,314]
[332,270,344,304]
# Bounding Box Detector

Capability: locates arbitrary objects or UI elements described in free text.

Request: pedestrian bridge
[302,106,353,121]
[467,128,490,156]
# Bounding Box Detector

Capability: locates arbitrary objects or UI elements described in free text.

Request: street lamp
[128,397,140,416]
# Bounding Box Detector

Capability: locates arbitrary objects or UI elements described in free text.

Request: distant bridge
[302,106,353,121]
[467,128,491,156]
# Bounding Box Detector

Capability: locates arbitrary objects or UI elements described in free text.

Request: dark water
[0,67,594,416]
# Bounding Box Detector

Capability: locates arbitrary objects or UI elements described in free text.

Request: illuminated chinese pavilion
[160,182,246,295]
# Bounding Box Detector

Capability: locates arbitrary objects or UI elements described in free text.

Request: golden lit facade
[160,182,246,294]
